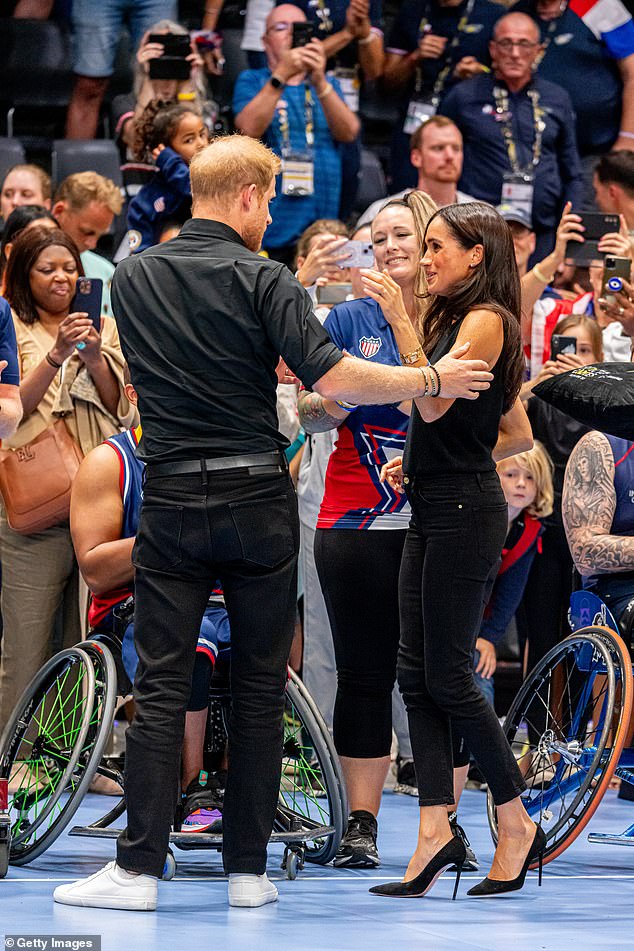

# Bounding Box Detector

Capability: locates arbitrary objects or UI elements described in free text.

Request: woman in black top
[372,202,543,901]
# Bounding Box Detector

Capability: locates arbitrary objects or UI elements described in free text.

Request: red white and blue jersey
[317,298,411,530]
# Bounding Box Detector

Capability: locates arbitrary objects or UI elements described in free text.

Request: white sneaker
[228,873,279,908]
[53,862,158,911]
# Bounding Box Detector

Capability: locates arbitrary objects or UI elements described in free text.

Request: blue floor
[2,787,633,951]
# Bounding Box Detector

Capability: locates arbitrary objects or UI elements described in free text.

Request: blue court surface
[1,787,632,951]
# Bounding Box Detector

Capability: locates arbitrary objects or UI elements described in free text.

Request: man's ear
[240,183,258,212]
[410,148,423,170]
[51,200,65,219]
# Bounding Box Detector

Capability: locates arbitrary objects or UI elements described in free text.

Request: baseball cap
[496,203,533,231]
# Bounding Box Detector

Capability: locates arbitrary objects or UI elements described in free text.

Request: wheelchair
[0,617,347,881]
[486,589,634,868]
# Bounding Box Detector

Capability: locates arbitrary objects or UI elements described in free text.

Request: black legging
[398,472,527,808]
[314,528,407,759]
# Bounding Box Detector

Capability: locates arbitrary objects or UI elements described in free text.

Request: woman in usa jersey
[299,190,453,869]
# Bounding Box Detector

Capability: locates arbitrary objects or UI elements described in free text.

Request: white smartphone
[336,240,375,269]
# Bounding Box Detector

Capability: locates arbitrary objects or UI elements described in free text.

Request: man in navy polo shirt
[0,296,22,438]
[513,0,634,207]
[383,0,504,192]
[439,11,583,260]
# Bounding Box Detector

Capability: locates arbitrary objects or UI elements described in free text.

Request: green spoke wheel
[0,642,117,866]
[276,670,347,865]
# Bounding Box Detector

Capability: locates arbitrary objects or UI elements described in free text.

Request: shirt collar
[179,218,246,247]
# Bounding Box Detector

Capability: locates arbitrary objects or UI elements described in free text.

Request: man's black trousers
[116,465,300,877]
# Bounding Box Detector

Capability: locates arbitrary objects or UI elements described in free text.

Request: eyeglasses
[494,39,539,51]
[266,21,291,34]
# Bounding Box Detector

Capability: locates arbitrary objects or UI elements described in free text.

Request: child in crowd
[126,99,209,254]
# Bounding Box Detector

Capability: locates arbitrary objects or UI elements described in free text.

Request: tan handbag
[0,419,84,534]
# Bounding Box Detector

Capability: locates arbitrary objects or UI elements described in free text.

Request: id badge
[333,67,360,113]
[281,158,314,197]
[403,98,437,135]
[501,172,534,217]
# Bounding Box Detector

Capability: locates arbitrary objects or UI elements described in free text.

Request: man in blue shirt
[233,4,360,265]
[513,0,634,206]
[0,296,22,438]
[439,11,583,260]
[383,0,504,191]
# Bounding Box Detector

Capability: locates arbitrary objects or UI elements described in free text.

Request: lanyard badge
[494,85,545,217]
[279,85,315,197]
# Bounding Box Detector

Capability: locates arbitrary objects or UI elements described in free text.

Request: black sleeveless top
[403,316,506,478]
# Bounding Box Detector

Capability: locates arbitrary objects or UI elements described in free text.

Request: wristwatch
[270,75,285,90]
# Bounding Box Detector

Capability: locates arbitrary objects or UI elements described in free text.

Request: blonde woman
[298,190,438,868]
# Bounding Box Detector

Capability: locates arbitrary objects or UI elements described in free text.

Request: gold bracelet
[532,262,554,285]
[400,345,424,366]
[317,83,334,100]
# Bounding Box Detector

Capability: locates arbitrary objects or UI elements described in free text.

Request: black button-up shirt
[111,218,343,463]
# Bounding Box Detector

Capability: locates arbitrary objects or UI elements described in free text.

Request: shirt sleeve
[233,69,268,117]
[570,0,634,59]
[156,147,192,199]
[261,266,344,389]
[480,546,538,645]
[386,0,419,54]
[0,298,20,387]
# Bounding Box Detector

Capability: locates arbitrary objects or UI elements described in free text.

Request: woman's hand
[276,358,299,385]
[297,235,349,287]
[75,319,104,368]
[49,312,93,364]
[552,201,584,266]
[600,277,634,335]
[380,456,405,494]
[475,638,496,679]
[137,39,165,74]
[597,216,633,260]
[535,352,585,384]
[359,268,409,326]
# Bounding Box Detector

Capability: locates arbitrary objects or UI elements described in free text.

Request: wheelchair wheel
[276,670,347,865]
[1,641,117,865]
[487,626,633,867]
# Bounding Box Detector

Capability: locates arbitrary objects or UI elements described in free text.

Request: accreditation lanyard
[493,85,545,174]
[277,84,315,160]
[414,0,477,102]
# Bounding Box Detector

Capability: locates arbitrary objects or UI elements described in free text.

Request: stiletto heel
[467,825,547,898]
[452,863,462,901]
[369,838,467,899]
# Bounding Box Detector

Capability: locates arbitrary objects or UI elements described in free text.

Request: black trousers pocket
[229,494,297,569]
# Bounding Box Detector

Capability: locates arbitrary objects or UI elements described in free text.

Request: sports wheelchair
[0,614,347,880]
[486,589,634,867]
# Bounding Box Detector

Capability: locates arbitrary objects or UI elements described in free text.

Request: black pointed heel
[467,825,547,898]
[369,837,466,899]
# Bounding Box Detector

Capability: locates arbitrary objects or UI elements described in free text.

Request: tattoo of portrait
[298,391,344,434]
[563,431,634,574]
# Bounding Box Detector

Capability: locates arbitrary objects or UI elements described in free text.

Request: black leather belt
[146,450,288,478]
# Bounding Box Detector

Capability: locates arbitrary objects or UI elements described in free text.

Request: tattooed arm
[562,431,634,575]
[298,389,350,435]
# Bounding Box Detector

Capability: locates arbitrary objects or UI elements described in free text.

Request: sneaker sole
[53,892,157,911]
[228,891,279,908]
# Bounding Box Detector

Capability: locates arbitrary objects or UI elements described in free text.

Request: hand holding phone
[336,240,375,269]
[70,278,103,333]
[600,256,632,306]
[550,334,577,359]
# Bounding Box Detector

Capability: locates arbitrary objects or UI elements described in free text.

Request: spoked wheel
[276,670,347,865]
[487,626,633,867]
[1,642,117,865]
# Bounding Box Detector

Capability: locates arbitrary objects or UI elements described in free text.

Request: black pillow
[532,362,634,440]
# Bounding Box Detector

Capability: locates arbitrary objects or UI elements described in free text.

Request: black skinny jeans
[116,465,299,878]
[314,528,407,759]
[398,472,527,807]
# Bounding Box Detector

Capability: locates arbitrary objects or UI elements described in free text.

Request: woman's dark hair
[133,98,201,162]
[0,204,58,278]
[421,201,524,413]
[4,227,84,326]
